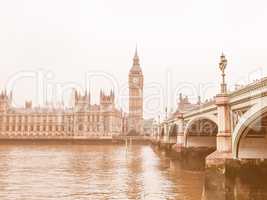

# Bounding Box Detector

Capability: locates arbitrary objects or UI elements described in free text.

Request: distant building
[0,89,123,137]
[0,49,144,138]
[169,93,201,119]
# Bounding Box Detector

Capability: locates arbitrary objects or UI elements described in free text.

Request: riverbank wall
[0,137,150,145]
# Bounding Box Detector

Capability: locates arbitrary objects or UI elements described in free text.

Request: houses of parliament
[0,49,144,138]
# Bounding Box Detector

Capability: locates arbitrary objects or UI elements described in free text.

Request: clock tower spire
[128,47,144,135]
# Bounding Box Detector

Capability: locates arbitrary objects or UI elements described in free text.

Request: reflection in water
[0,144,204,200]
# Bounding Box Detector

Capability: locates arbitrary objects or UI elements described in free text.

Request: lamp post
[219,53,228,94]
[216,53,231,152]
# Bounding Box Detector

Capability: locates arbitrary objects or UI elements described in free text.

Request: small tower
[128,47,144,135]
[74,89,91,110]
[25,100,32,109]
[100,90,115,110]
[0,90,12,113]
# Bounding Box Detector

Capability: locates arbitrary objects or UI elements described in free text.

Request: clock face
[133,77,139,84]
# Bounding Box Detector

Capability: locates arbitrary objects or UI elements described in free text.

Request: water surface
[0,144,204,200]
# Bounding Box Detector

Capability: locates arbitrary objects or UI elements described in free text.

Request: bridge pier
[202,59,235,199]
[215,93,232,153]
[203,152,267,200]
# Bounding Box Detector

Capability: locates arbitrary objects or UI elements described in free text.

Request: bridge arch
[233,97,267,159]
[184,115,218,148]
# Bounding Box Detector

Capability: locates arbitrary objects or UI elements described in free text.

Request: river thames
[0,143,204,200]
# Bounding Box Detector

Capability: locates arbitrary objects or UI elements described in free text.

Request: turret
[100,89,115,107]
[25,100,32,109]
[0,90,12,113]
[74,89,91,110]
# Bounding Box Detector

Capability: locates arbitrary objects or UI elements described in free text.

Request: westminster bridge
[154,75,267,159]
[152,54,267,199]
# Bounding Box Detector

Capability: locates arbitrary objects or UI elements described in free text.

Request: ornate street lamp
[219,53,228,94]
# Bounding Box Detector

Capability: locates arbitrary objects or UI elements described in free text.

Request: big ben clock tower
[128,47,144,135]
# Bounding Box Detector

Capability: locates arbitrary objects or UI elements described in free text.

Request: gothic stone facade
[0,90,124,138]
[0,49,144,138]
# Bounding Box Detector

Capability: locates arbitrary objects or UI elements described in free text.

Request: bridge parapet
[183,103,217,119]
[229,76,267,98]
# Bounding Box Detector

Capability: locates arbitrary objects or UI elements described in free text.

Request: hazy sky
[0,0,267,118]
